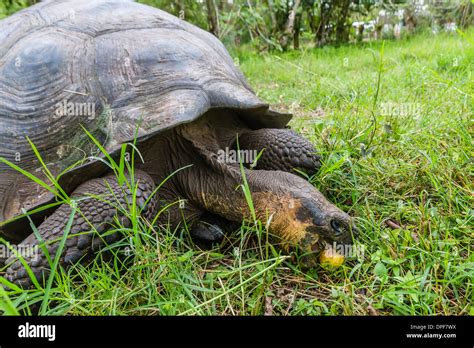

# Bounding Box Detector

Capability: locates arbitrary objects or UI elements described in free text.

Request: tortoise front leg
[4,170,157,289]
[190,213,240,244]
[237,128,321,176]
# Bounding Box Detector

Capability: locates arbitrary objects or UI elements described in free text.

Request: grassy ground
[1,32,473,316]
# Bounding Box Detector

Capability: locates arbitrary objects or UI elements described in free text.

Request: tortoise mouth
[311,239,326,254]
[294,202,358,264]
[297,241,347,268]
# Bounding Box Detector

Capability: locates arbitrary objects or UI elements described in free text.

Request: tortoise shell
[0,0,290,240]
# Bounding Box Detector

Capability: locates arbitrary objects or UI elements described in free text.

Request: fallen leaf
[367,304,379,316]
[264,296,273,316]
[385,219,401,229]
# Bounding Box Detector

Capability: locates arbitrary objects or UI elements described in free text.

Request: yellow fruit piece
[319,246,345,267]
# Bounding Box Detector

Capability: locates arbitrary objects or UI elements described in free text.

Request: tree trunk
[206,0,220,38]
[357,23,364,42]
[266,0,279,35]
[335,0,351,44]
[280,0,302,50]
[307,4,316,34]
[458,1,473,29]
[315,1,331,46]
[403,6,416,35]
[294,11,302,49]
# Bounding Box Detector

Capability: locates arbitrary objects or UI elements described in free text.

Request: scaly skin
[188,128,324,243]
[177,120,357,260]
[5,171,157,288]
[3,120,357,289]
[237,128,321,176]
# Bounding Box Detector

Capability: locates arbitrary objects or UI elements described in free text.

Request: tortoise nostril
[330,219,344,236]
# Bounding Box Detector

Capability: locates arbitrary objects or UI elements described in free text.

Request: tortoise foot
[4,170,157,289]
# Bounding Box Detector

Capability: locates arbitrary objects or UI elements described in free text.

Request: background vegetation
[0,0,472,315]
[2,0,473,50]
[140,0,473,50]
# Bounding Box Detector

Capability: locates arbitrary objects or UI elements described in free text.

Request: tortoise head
[292,190,358,267]
[264,179,358,267]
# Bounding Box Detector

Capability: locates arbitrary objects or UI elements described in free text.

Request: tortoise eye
[330,219,344,236]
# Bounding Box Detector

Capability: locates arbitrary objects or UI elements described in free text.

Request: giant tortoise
[0,0,358,288]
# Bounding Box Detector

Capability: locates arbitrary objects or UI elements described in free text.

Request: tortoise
[0,0,358,288]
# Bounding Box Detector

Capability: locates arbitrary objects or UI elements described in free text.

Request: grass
[1,31,473,316]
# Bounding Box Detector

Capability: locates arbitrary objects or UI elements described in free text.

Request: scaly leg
[5,170,157,288]
[237,128,321,175]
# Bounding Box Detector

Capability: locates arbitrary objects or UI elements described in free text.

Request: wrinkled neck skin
[139,112,354,253]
